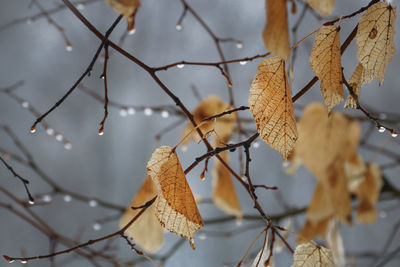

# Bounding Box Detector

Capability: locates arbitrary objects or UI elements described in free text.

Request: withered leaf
[310,25,343,111]
[251,232,275,267]
[105,0,140,32]
[291,241,335,267]
[120,176,163,253]
[298,217,332,244]
[263,0,290,60]
[344,63,364,109]
[326,220,345,267]
[249,56,298,160]
[356,163,382,223]
[356,2,396,85]
[212,151,242,220]
[306,0,335,16]
[146,146,204,248]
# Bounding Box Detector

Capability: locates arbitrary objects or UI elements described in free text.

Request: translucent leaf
[146,146,204,248]
[326,220,345,267]
[212,151,242,220]
[262,0,290,60]
[356,2,396,85]
[310,26,343,111]
[120,176,163,253]
[251,232,275,267]
[105,0,140,31]
[291,242,335,267]
[249,56,298,160]
[306,0,335,16]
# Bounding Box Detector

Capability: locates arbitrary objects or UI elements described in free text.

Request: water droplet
[63,195,72,202]
[100,74,105,80]
[128,107,136,115]
[98,128,104,136]
[228,81,233,87]
[175,24,183,31]
[28,200,35,205]
[93,222,102,231]
[21,101,29,108]
[119,108,128,117]
[89,199,98,207]
[239,61,247,65]
[282,161,290,168]
[66,44,73,52]
[30,126,36,134]
[200,173,205,180]
[252,141,260,148]
[236,41,243,49]
[181,146,188,152]
[161,110,169,118]
[198,233,207,240]
[56,134,63,142]
[241,175,247,182]
[76,3,85,10]
[379,211,387,218]
[42,195,52,202]
[177,64,185,69]
[64,142,72,150]
[46,128,54,135]
[20,260,27,264]
[144,108,153,116]
[391,131,398,138]
[378,126,385,133]
[128,28,136,35]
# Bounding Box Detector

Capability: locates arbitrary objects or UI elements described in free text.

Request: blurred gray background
[0,0,399,266]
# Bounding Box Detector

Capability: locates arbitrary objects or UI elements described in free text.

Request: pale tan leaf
[212,151,242,219]
[356,2,396,85]
[249,56,298,159]
[105,0,140,31]
[344,153,366,193]
[326,220,345,267]
[298,217,332,244]
[181,95,236,146]
[252,232,275,267]
[310,25,343,111]
[306,0,335,16]
[263,0,290,60]
[120,176,163,253]
[146,146,204,248]
[344,63,364,109]
[356,163,382,223]
[291,241,335,267]
[306,181,334,223]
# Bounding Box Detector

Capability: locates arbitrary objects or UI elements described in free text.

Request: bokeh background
[0,0,399,266]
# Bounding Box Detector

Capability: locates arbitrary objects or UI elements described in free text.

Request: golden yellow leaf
[262,0,290,60]
[212,151,242,220]
[291,241,335,267]
[310,25,343,111]
[306,0,335,16]
[146,146,204,248]
[356,2,396,85]
[181,95,236,146]
[105,0,140,32]
[356,163,382,223]
[119,176,163,253]
[344,63,364,109]
[249,56,298,160]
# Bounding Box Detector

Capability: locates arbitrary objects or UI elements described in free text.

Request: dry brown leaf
[298,217,332,244]
[181,95,236,146]
[344,63,365,109]
[291,241,335,267]
[249,56,298,160]
[326,220,345,267]
[345,153,366,193]
[306,0,335,16]
[263,0,290,60]
[105,0,140,32]
[356,2,396,85]
[120,176,163,253]
[212,151,242,220]
[306,181,334,223]
[310,25,343,111]
[356,163,382,223]
[146,146,204,248]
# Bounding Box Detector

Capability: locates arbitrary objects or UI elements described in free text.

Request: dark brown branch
[98,43,110,135]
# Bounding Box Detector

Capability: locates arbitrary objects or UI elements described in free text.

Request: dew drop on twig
[144,108,153,116]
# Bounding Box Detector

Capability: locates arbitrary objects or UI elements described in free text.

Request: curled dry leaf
[344,63,364,109]
[356,2,396,85]
[263,0,290,60]
[146,146,203,248]
[119,176,163,253]
[212,151,242,220]
[356,163,382,223]
[105,0,140,31]
[291,241,335,267]
[249,56,297,160]
[306,0,335,16]
[181,95,236,146]
[310,25,343,111]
